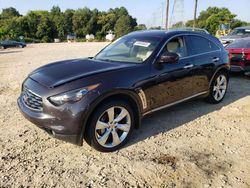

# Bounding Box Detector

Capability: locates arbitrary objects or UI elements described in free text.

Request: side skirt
[142,91,208,117]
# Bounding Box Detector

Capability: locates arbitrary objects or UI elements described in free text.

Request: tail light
[247,54,250,60]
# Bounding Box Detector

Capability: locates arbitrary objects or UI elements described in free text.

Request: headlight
[48,84,99,106]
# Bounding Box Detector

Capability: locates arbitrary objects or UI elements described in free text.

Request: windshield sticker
[134,41,151,47]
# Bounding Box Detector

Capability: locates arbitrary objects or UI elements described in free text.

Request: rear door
[185,35,221,94]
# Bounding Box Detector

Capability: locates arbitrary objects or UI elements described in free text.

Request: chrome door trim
[142,91,208,116]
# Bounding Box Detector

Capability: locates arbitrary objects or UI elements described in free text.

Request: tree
[50,6,67,40]
[185,7,246,35]
[171,21,184,28]
[36,12,54,42]
[0,7,20,19]
[149,26,162,30]
[135,24,147,31]
[72,8,92,37]
[114,15,135,37]
[231,19,248,29]
[64,9,75,34]
[25,11,41,39]
[0,6,138,41]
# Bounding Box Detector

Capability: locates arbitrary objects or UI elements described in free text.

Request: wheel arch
[79,89,142,145]
[209,65,230,87]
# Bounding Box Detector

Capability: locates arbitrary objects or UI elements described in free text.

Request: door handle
[184,64,194,69]
[212,57,220,62]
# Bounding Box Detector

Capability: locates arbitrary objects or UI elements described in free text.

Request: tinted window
[226,40,250,48]
[186,35,220,56]
[162,36,187,58]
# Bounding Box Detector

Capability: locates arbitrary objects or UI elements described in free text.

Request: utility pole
[161,2,164,29]
[165,0,169,29]
[193,0,198,29]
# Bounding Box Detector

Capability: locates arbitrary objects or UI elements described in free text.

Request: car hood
[29,58,134,88]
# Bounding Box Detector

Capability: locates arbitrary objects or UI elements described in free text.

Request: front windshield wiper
[95,58,117,62]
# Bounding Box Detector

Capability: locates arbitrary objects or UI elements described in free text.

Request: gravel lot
[0,43,250,188]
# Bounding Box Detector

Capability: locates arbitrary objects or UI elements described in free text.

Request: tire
[85,100,135,152]
[206,71,229,104]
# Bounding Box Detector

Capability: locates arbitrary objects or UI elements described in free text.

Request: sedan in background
[226,37,250,73]
[220,26,250,46]
[0,40,26,49]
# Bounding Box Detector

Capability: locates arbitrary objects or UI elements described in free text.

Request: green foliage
[0,7,20,19]
[185,7,249,35]
[0,6,138,42]
[135,24,147,31]
[171,21,185,28]
[149,26,162,30]
[114,15,135,37]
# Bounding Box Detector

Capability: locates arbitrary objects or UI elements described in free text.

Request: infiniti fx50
[18,30,230,152]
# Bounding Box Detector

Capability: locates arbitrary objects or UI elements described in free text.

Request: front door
[149,36,195,110]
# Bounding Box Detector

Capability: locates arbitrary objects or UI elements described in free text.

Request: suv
[18,30,230,152]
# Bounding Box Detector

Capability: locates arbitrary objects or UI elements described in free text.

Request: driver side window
[162,36,187,58]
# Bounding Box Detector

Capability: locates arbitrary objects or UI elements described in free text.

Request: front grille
[22,88,43,111]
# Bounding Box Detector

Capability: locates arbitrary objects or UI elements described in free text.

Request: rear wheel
[85,100,134,152]
[206,71,228,104]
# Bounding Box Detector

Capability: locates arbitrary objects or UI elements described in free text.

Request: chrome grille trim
[22,88,43,111]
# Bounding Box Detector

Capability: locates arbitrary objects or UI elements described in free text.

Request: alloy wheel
[213,74,227,101]
[95,106,131,148]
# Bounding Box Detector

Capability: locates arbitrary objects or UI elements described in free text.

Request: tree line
[172,7,250,35]
[0,6,147,42]
[1,6,249,42]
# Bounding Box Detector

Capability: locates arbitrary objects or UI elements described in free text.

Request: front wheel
[85,100,134,152]
[206,71,229,104]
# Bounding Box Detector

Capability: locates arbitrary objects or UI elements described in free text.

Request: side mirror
[158,52,179,64]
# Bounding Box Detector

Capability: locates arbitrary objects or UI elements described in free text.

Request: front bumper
[16,78,91,145]
[17,97,82,145]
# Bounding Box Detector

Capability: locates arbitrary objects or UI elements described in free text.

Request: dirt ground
[0,43,250,188]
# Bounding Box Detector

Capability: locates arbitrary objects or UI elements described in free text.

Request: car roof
[127,29,210,39]
[234,26,250,30]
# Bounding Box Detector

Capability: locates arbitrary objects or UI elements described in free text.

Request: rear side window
[186,35,220,56]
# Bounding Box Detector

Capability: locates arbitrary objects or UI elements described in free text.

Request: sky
[0,0,249,28]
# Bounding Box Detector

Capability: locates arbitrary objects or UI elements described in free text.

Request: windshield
[229,29,250,36]
[226,40,250,48]
[95,36,162,63]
